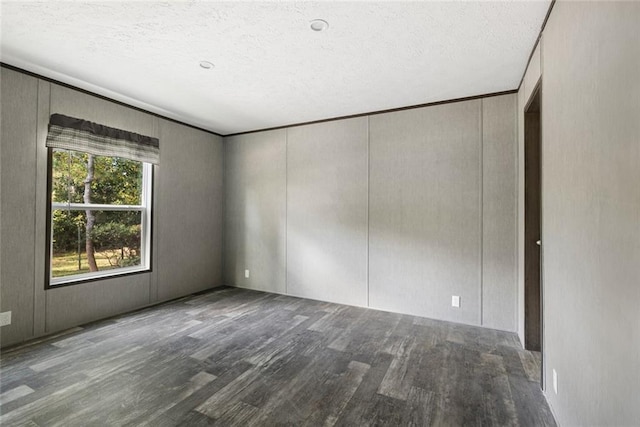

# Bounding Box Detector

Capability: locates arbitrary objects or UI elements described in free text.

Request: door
[524,86,542,357]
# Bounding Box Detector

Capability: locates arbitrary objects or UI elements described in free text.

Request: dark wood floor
[0,287,555,426]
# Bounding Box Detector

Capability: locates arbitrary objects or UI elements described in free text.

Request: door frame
[524,81,544,389]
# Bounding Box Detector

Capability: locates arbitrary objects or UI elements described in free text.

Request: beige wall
[155,119,224,302]
[0,67,224,347]
[287,118,369,306]
[223,130,287,294]
[369,100,482,325]
[517,1,640,424]
[223,93,518,331]
[0,69,38,345]
[542,1,640,424]
[482,94,518,331]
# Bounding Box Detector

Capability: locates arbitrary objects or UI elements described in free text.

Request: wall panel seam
[285,128,288,295]
[513,96,519,332]
[480,99,484,326]
[153,117,160,302]
[366,115,370,308]
[220,134,225,288]
[32,76,40,338]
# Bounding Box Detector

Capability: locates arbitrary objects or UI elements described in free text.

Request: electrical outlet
[0,311,12,327]
[451,295,460,308]
[552,369,558,394]
[245,269,250,279]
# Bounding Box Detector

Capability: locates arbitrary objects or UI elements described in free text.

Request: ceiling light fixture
[309,19,329,32]
[199,61,214,70]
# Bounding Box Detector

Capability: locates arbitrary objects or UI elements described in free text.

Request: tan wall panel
[45,274,150,332]
[223,130,286,294]
[369,100,482,325]
[0,68,38,347]
[156,120,223,302]
[540,2,640,425]
[286,119,369,306]
[482,94,518,331]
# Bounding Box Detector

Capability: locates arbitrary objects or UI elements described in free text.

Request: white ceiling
[1,1,550,135]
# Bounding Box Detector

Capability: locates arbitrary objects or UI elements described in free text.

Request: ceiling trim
[225,89,519,138]
[3,61,518,139]
[517,0,557,91]
[0,62,224,138]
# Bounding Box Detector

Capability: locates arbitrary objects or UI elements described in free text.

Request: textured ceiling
[1,1,550,135]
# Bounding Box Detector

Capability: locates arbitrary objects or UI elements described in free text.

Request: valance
[46,114,159,164]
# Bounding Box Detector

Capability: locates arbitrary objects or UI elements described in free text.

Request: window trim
[45,148,154,289]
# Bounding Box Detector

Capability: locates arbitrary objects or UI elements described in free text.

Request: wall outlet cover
[245,269,250,279]
[452,295,460,308]
[552,369,558,394]
[0,311,12,327]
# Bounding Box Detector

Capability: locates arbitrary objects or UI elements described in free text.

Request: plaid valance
[46,114,160,164]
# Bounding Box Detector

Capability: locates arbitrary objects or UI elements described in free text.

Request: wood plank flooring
[0,287,556,426]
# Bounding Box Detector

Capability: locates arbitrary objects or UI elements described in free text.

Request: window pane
[92,155,143,205]
[51,209,142,278]
[51,150,87,204]
[51,150,143,205]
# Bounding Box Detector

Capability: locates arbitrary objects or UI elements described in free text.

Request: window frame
[45,148,154,289]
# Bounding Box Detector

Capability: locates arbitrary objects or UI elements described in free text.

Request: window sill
[47,266,151,289]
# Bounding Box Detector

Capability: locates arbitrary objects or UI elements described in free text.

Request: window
[45,114,158,286]
[48,150,152,284]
